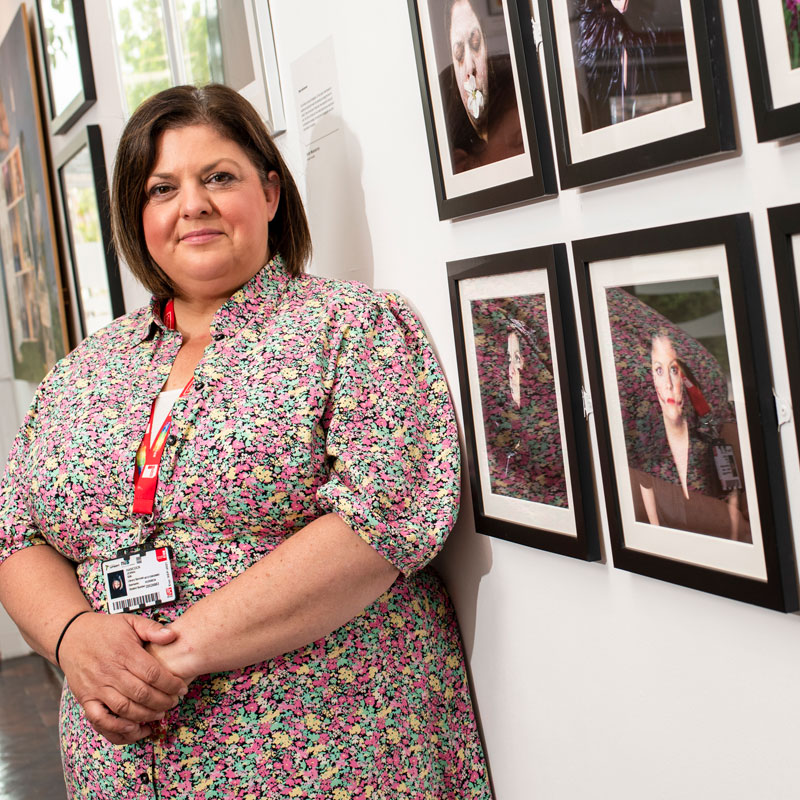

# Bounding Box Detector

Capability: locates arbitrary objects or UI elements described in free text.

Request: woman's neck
[170,296,226,343]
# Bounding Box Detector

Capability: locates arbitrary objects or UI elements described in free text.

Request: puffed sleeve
[316,291,461,576]
[0,380,49,565]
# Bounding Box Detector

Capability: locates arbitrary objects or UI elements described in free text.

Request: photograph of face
[570,0,693,132]
[108,570,127,600]
[605,282,751,542]
[429,0,525,173]
[469,293,568,506]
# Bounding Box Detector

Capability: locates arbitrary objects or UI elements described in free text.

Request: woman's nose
[180,183,212,217]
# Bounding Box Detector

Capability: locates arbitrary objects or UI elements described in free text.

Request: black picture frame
[448,244,600,560]
[36,0,96,135]
[739,0,800,141]
[769,202,800,461]
[538,0,735,188]
[55,125,125,340]
[574,215,797,610]
[407,0,557,219]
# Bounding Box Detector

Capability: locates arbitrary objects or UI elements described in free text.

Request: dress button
[166,434,178,446]
[194,380,205,391]
[212,332,225,341]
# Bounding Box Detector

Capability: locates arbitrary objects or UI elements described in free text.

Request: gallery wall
[1,0,800,797]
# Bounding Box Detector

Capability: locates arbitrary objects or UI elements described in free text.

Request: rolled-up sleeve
[316,291,461,576]
[0,383,48,565]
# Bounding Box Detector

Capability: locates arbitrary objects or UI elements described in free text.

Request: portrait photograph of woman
[432,0,525,173]
[408,0,556,217]
[605,283,751,543]
[576,216,799,609]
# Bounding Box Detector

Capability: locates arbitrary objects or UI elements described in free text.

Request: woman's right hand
[57,611,188,745]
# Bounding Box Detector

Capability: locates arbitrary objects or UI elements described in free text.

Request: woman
[630,330,750,542]
[0,84,490,798]
[471,295,567,507]
[439,0,524,174]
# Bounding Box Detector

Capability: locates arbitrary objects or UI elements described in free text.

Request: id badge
[102,546,177,614]
[713,442,742,492]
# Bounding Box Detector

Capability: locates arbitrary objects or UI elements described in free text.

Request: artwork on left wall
[0,5,69,384]
[35,0,96,134]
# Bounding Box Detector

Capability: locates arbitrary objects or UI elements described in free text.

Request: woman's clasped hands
[56,611,189,745]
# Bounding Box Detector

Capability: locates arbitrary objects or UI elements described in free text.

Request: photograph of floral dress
[469,293,568,507]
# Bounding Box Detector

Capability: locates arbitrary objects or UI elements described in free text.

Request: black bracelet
[55,610,92,667]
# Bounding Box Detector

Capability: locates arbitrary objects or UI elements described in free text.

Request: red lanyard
[132,299,193,516]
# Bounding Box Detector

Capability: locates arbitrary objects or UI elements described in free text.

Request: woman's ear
[263,170,281,222]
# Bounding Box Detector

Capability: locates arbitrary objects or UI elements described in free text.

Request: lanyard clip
[134,512,156,547]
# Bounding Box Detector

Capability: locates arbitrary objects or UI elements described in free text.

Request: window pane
[176,0,224,85]
[111,0,171,114]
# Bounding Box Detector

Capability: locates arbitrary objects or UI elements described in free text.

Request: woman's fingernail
[178,687,188,697]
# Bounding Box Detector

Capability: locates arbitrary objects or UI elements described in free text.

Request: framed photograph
[539,0,735,188]
[769,202,800,460]
[739,0,800,141]
[56,126,125,340]
[407,0,557,219]
[574,215,797,610]
[448,245,599,559]
[0,6,69,383]
[35,0,96,134]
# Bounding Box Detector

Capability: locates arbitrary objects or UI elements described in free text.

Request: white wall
[2,0,800,797]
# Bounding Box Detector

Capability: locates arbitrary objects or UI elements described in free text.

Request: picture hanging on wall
[538,0,735,188]
[56,126,125,341]
[35,0,96,134]
[0,5,69,384]
[768,202,800,459]
[574,215,797,610]
[407,0,557,219]
[448,245,599,560]
[739,0,800,141]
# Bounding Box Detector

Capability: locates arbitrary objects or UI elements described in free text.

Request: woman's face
[651,335,684,422]
[507,331,523,408]
[449,0,489,129]
[141,124,280,301]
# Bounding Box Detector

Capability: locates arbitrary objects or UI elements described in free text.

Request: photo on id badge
[102,546,176,614]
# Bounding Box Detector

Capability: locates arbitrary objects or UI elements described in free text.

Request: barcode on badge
[112,592,160,612]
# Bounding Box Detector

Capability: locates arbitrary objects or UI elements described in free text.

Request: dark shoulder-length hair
[111,83,311,297]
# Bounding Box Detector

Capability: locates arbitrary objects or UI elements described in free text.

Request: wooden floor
[0,654,66,800]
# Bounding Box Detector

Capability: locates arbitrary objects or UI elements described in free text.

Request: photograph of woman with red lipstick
[606,286,751,542]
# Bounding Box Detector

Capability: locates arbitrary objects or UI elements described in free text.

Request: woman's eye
[453,42,465,63]
[207,172,234,185]
[147,184,172,197]
[470,30,482,51]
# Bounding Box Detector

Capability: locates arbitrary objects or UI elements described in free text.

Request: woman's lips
[180,229,222,244]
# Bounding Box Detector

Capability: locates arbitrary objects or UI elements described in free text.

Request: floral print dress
[0,257,491,800]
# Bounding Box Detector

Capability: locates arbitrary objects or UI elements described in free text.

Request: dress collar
[132,254,292,345]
